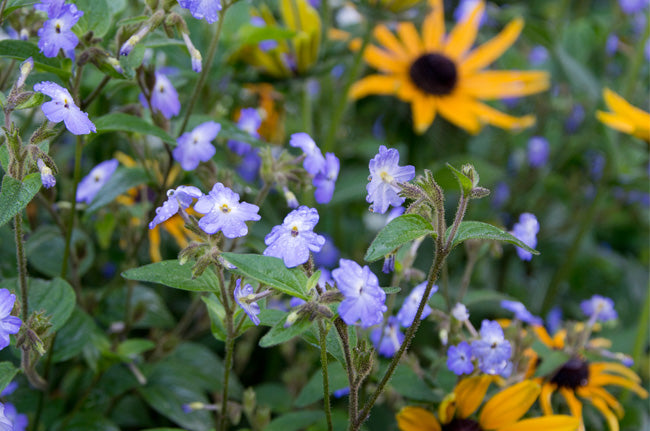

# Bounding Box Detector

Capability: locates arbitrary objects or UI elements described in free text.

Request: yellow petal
[589,396,620,431]
[461,71,550,100]
[497,415,580,431]
[589,374,649,398]
[443,0,484,60]
[373,25,409,60]
[438,392,457,424]
[532,325,555,349]
[479,380,540,429]
[396,407,441,431]
[602,88,650,126]
[559,388,583,424]
[423,0,445,51]
[460,18,524,74]
[149,226,162,263]
[436,94,482,134]
[540,382,556,415]
[410,95,437,134]
[454,375,493,418]
[364,45,409,73]
[396,22,423,57]
[596,111,636,135]
[591,362,642,383]
[163,215,190,248]
[577,386,623,418]
[349,74,402,99]
[553,330,567,349]
[471,101,536,131]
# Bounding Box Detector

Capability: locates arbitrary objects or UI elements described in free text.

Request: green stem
[334,318,357,428]
[318,321,333,431]
[456,244,480,303]
[14,213,28,320]
[0,60,16,91]
[323,18,374,153]
[623,14,650,99]
[220,320,234,431]
[632,289,650,368]
[61,135,83,283]
[178,6,228,136]
[0,0,8,27]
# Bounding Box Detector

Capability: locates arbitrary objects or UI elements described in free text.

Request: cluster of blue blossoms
[0,290,26,430]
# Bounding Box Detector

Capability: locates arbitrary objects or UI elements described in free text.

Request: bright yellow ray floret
[596,88,650,143]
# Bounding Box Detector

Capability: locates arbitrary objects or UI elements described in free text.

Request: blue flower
[0,404,13,431]
[471,320,512,376]
[147,73,180,119]
[370,316,404,358]
[527,136,550,168]
[606,34,619,56]
[366,145,415,214]
[178,0,221,23]
[36,3,83,58]
[619,0,649,14]
[500,300,543,326]
[250,16,277,51]
[228,108,262,155]
[332,259,386,328]
[546,306,562,335]
[34,81,96,135]
[4,403,27,431]
[194,183,261,237]
[76,159,118,204]
[528,45,549,66]
[396,281,436,328]
[233,279,261,326]
[237,150,262,183]
[333,387,350,398]
[37,159,56,189]
[581,295,618,322]
[173,122,220,171]
[149,186,203,229]
[313,153,339,204]
[34,0,67,16]
[511,213,539,261]
[0,289,21,351]
[447,341,474,376]
[290,133,325,175]
[314,235,339,268]
[454,0,487,26]
[263,206,326,268]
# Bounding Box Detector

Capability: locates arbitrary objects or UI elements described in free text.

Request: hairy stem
[318,320,333,431]
[220,318,234,431]
[334,318,357,427]
[14,213,28,320]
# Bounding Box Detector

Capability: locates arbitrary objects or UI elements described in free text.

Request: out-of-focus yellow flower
[235,0,321,78]
[244,83,286,144]
[350,0,549,134]
[596,88,650,143]
[397,376,579,431]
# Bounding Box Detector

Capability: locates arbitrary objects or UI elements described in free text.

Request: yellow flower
[397,376,579,431]
[350,0,549,134]
[533,325,649,431]
[596,88,650,143]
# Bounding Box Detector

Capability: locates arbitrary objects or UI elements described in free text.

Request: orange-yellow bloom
[596,88,650,142]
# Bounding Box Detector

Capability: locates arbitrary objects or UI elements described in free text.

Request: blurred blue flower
[233,280,261,325]
[564,103,585,134]
[314,235,339,268]
[0,382,17,397]
[313,153,339,204]
[546,306,562,334]
[500,300,543,325]
[528,45,549,66]
[290,133,326,175]
[0,404,12,431]
[173,121,220,171]
[447,341,474,375]
[333,259,386,328]
[471,320,512,377]
[76,159,118,204]
[370,316,404,357]
[237,150,262,183]
[146,73,180,119]
[618,0,649,14]
[333,387,349,398]
[178,0,221,23]
[36,2,83,58]
[37,159,56,189]
[366,145,415,214]
[250,16,277,51]
[527,136,550,168]
[228,108,261,156]
[0,289,21,351]
[34,81,96,135]
[454,0,486,27]
[4,403,26,431]
[491,181,510,208]
[149,186,202,229]
[606,34,619,56]
[511,213,539,261]
[581,295,618,322]
[396,281,436,328]
[194,182,261,237]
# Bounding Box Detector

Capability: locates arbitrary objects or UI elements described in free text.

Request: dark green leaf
[117,15,149,27]
[365,214,435,262]
[259,316,313,348]
[51,308,96,362]
[138,385,215,431]
[94,113,175,145]
[25,226,95,277]
[0,362,19,394]
[117,339,155,359]
[463,290,513,306]
[4,0,38,17]
[446,163,473,194]
[446,221,539,254]
[75,0,111,38]
[55,411,120,431]
[221,253,310,300]
[295,362,347,407]
[0,40,69,78]
[119,43,145,78]
[266,411,325,431]
[391,364,442,402]
[202,294,227,341]
[0,173,41,228]
[122,260,219,292]
[85,167,149,213]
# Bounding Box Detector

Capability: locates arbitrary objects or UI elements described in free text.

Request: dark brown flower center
[550,357,590,389]
[409,53,458,96]
[442,418,483,431]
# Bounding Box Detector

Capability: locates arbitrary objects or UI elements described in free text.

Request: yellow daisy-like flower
[532,325,649,431]
[596,88,650,143]
[397,376,579,431]
[350,0,550,134]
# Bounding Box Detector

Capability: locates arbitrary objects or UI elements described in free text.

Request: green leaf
[221,253,310,300]
[94,113,175,145]
[118,43,145,78]
[202,294,227,341]
[238,24,296,45]
[391,364,442,402]
[445,221,539,254]
[0,173,41,228]
[365,214,435,262]
[25,226,95,277]
[0,362,19,394]
[117,339,156,359]
[532,340,571,378]
[75,0,111,38]
[265,411,325,431]
[382,286,401,294]
[0,40,69,78]
[14,92,45,110]
[554,45,599,102]
[4,0,38,17]
[117,15,149,27]
[259,316,313,348]
[295,362,347,407]
[446,163,473,194]
[51,308,96,362]
[217,118,268,149]
[57,411,120,431]
[85,167,149,213]
[122,260,219,292]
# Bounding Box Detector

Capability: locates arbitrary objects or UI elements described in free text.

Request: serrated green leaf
[259,316,313,348]
[0,40,69,78]
[85,167,149,213]
[446,221,539,254]
[365,214,435,262]
[221,253,310,300]
[122,260,219,292]
[0,362,19,394]
[0,173,41,227]
[94,112,175,145]
[446,163,473,194]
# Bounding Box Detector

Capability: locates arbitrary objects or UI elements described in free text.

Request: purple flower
[0,382,17,397]
[194,182,261,237]
[76,159,118,204]
[527,136,550,168]
[451,303,469,321]
[250,16,277,51]
[511,213,539,261]
[546,306,562,334]
[227,108,261,156]
[447,341,474,375]
[237,150,262,183]
[290,133,326,175]
[34,81,96,135]
[606,34,619,56]
[148,73,180,119]
[313,153,339,204]
[396,281,437,327]
[233,279,261,325]
[0,404,13,431]
[313,236,339,270]
[332,259,386,328]
[149,186,202,229]
[619,0,649,14]
[528,45,549,66]
[263,206,326,268]
[36,3,83,58]
[4,403,27,431]
[173,121,220,171]
[37,159,56,189]
[366,145,415,214]
[178,0,222,23]
[471,320,512,376]
[0,289,21,351]
[491,181,510,208]
[565,103,585,134]
[581,295,618,322]
[500,300,543,326]
[333,387,349,398]
[370,316,404,357]
[454,0,486,26]
[34,0,67,16]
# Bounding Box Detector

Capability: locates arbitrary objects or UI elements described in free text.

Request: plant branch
[318,320,333,431]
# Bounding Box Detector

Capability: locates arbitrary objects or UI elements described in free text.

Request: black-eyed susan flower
[350,0,550,134]
[397,376,579,431]
[596,88,650,143]
[532,325,649,431]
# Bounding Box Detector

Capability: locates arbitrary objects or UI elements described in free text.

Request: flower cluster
[35,0,83,58]
[366,146,414,214]
[447,320,512,377]
[332,259,386,328]
[290,133,340,204]
[34,81,96,135]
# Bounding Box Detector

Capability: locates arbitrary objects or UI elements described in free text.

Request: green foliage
[93,113,176,145]
[365,214,435,262]
[445,221,539,254]
[122,260,220,292]
[85,166,149,212]
[0,173,41,227]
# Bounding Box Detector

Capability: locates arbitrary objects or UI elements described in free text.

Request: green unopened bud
[461,163,480,188]
[254,405,271,430]
[469,186,490,199]
[243,387,256,414]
